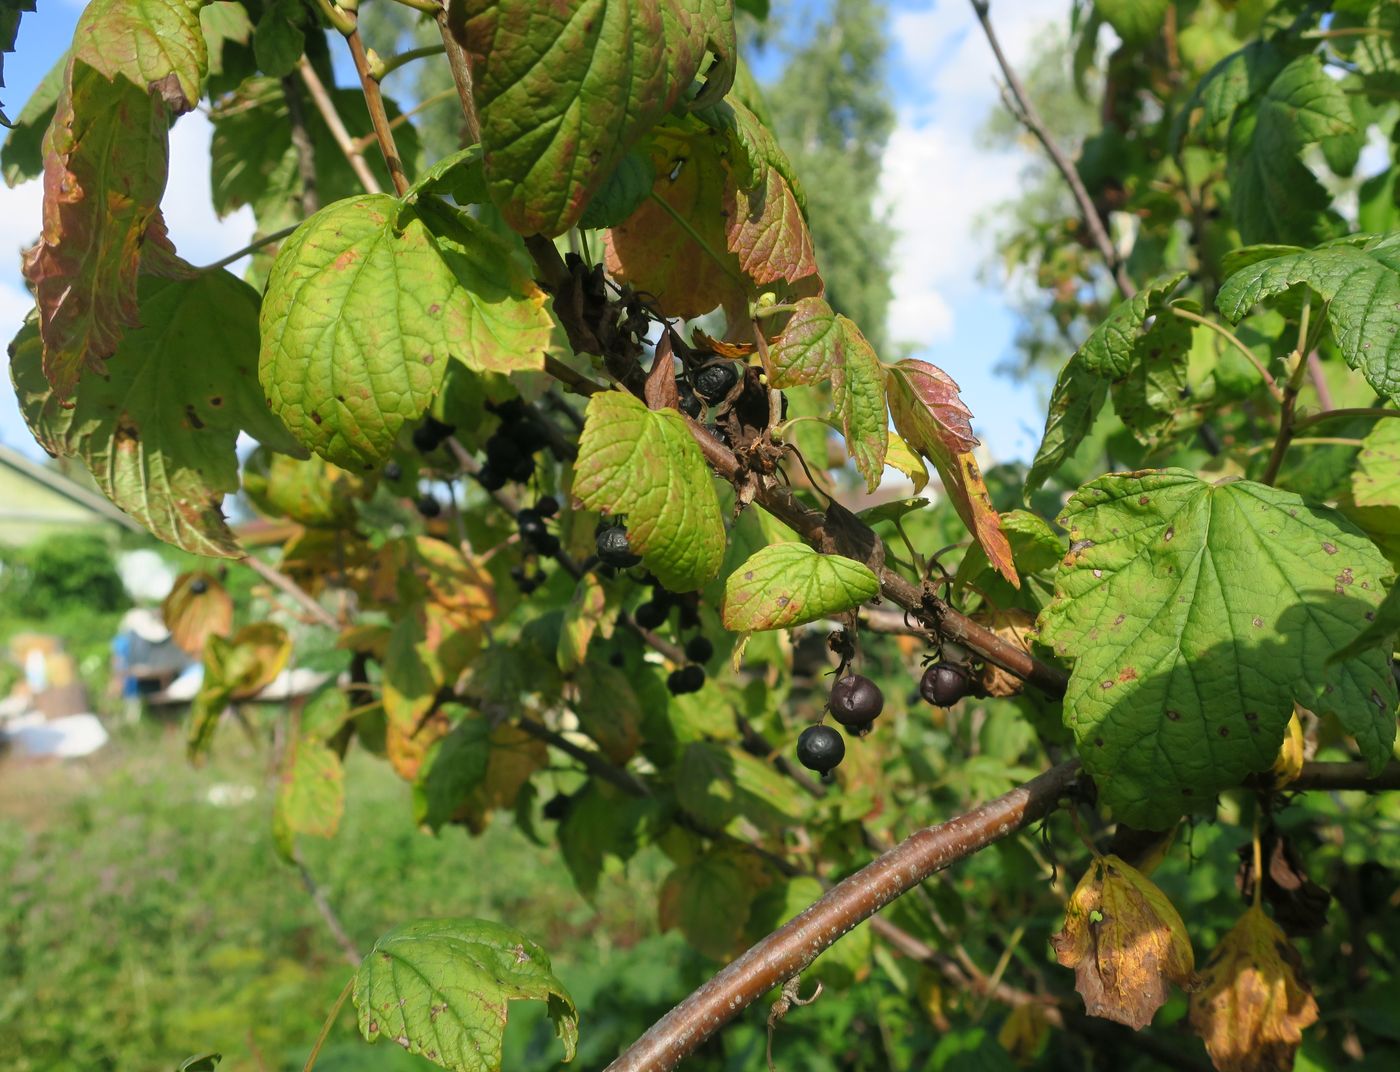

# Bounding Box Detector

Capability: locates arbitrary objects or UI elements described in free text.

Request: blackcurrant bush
[383,461,403,481]
[635,600,669,630]
[694,361,740,404]
[829,674,884,728]
[506,419,548,456]
[920,662,972,707]
[796,724,845,775]
[535,495,560,518]
[189,577,209,596]
[416,494,441,519]
[596,525,642,569]
[667,665,706,695]
[685,635,714,663]
[477,465,506,491]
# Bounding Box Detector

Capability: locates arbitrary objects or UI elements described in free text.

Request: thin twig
[1170,306,1282,402]
[198,225,301,272]
[970,0,1134,299]
[436,14,482,143]
[282,75,320,216]
[350,87,458,152]
[517,717,653,798]
[1260,303,1313,486]
[302,975,355,1072]
[297,56,382,194]
[372,43,448,81]
[1305,352,1334,411]
[293,845,362,968]
[242,554,341,630]
[346,30,410,195]
[1292,407,1399,434]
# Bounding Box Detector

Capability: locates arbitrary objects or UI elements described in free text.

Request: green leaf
[175,1055,221,1072]
[72,0,207,113]
[558,782,659,898]
[11,271,303,558]
[251,0,304,79]
[768,297,841,388]
[1217,233,1400,403]
[887,359,1017,586]
[274,735,345,846]
[354,918,578,1071]
[1333,582,1400,663]
[676,741,805,833]
[381,601,481,732]
[1039,470,1397,828]
[578,148,654,230]
[259,195,466,467]
[573,390,726,592]
[301,685,354,742]
[574,661,644,764]
[1026,358,1109,498]
[721,543,879,632]
[1352,417,1400,512]
[659,848,761,960]
[831,318,887,490]
[414,713,492,832]
[451,0,735,236]
[402,145,488,206]
[1095,0,1168,44]
[0,49,63,185]
[24,62,170,398]
[557,572,615,673]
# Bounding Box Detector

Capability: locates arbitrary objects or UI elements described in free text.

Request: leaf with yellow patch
[162,571,233,656]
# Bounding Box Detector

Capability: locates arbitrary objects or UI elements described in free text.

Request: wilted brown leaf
[1235,827,1331,937]
[970,607,1038,697]
[162,571,233,655]
[1051,853,1198,1029]
[1189,904,1319,1072]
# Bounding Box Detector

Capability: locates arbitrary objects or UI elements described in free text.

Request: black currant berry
[685,635,714,664]
[694,361,740,404]
[416,494,442,519]
[477,465,507,492]
[536,495,560,518]
[517,509,546,541]
[485,433,523,471]
[509,454,536,483]
[829,674,884,728]
[486,398,528,424]
[667,665,706,695]
[506,419,547,456]
[677,385,704,419]
[705,423,731,448]
[596,525,642,569]
[412,417,454,454]
[677,602,701,631]
[635,600,669,631]
[383,461,403,481]
[542,792,571,821]
[920,662,972,707]
[189,578,209,596]
[796,725,845,776]
[533,532,561,557]
[519,575,541,595]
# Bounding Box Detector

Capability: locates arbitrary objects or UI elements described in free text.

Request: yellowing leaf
[721,543,879,632]
[187,623,292,760]
[1051,854,1198,1029]
[1271,707,1307,788]
[242,446,371,528]
[273,735,344,854]
[382,600,482,732]
[1188,904,1319,1072]
[573,390,725,592]
[162,571,233,656]
[71,0,207,112]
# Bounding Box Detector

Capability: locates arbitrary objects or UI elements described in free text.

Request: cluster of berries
[476,400,549,491]
[677,360,740,419]
[510,495,561,593]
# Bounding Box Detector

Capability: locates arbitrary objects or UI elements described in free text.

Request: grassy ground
[0,722,693,1072]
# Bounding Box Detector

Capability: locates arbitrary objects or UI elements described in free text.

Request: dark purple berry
[533,532,561,557]
[485,433,523,471]
[477,465,506,491]
[829,674,884,728]
[412,417,454,454]
[509,454,536,483]
[542,792,571,821]
[694,361,740,404]
[920,662,971,707]
[796,724,845,775]
[667,665,706,695]
[416,494,441,519]
[517,509,546,541]
[705,423,731,448]
[596,525,642,569]
[677,384,704,419]
[685,635,714,664]
[536,495,560,518]
[635,600,669,631]
[677,602,701,631]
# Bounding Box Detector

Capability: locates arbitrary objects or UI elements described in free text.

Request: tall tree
[764,0,897,354]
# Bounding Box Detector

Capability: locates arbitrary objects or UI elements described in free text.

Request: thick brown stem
[241,554,340,630]
[297,57,382,195]
[346,31,410,196]
[603,760,1083,1072]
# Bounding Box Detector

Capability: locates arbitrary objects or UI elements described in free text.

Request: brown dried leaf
[1189,904,1319,1072]
[691,329,755,359]
[1051,853,1198,1029]
[1235,827,1331,937]
[162,571,233,656]
[645,331,681,412]
[970,607,1038,698]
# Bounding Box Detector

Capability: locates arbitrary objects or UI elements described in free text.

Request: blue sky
[0,0,1066,464]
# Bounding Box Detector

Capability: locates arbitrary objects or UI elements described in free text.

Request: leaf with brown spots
[1051,853,1198,1029]
[886,358,1017,586]
[1039,469,1396,828]
[11,270,304,558]
[1188,904,1319,1071]
[722,542,879,632]
[353,917,577,1071]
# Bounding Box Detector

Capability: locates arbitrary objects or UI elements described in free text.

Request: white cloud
[878,0,1066,347]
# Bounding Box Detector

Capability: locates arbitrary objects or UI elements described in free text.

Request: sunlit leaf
[722,543,879,631]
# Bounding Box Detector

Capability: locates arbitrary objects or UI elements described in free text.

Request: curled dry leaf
[1269,707,1307,789]
[1051,853,1198,1029]
[1235,827,1331,937]
[970,607,1038,698]
[1189,904,1319,1072]
[162,571,233,655]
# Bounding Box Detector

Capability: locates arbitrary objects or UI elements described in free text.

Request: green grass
[0,724,690,1072]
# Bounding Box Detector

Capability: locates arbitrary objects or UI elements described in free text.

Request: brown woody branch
[241,554,340,631]
[296,56,382,195]
[969,0,1135,300]
[346,29,411,196]
[603,760,1084,1072]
